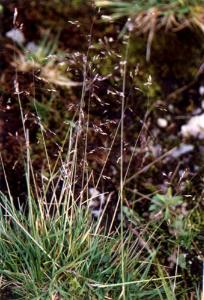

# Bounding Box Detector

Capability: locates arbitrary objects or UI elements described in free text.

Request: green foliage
[95,0,204,18]
[0,189,181,299]
[24,34,59,64]
[149,188,183,221]
[149,189,196,249]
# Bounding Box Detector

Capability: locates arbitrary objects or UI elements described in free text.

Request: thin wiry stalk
[0,202,55,265]
[125,146,176,185]
[96,118,121,188]
[91,275,181,288]
[25,129,34,227]
[0,155,13,209]
[80,22,95,207]
[30,59,59,217]
[173,245,180,293]
[72,18,95,209]
[119,34,129,300]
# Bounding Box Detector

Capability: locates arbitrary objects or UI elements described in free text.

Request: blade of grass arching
[95,235,118,274]
[0,201,56,267]
[138,250,157,282]
[129,258,158,298]
[155,283,165,300]
[90,275,181,288]
[157,262,176,300]
[0,156,16,214]
[76,229,119,287]
[173,245,180,293]
[0,210,50,292]
[96,1,131,8]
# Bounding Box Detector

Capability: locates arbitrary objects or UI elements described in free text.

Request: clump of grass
[95,0,204,24]
[0,80,201,297]
[0,192,179,299]
[0,137,182,299]
[0,87,188,298]
[95,0,204,60]
[10,35,81,89]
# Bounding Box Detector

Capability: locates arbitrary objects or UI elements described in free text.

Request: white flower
[26,41,38,53]
[181,113,204,139]
[170,144,194,158]
[6,28,25,44]
[199,86,204,96]
[157,118,168,128]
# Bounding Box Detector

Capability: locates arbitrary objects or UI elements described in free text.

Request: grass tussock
[95,0,204,28]
[0,194,179,299]
[0,89,197,298]
[0,136,182,299]
[96,0,204,60]
[0,90,201,298]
